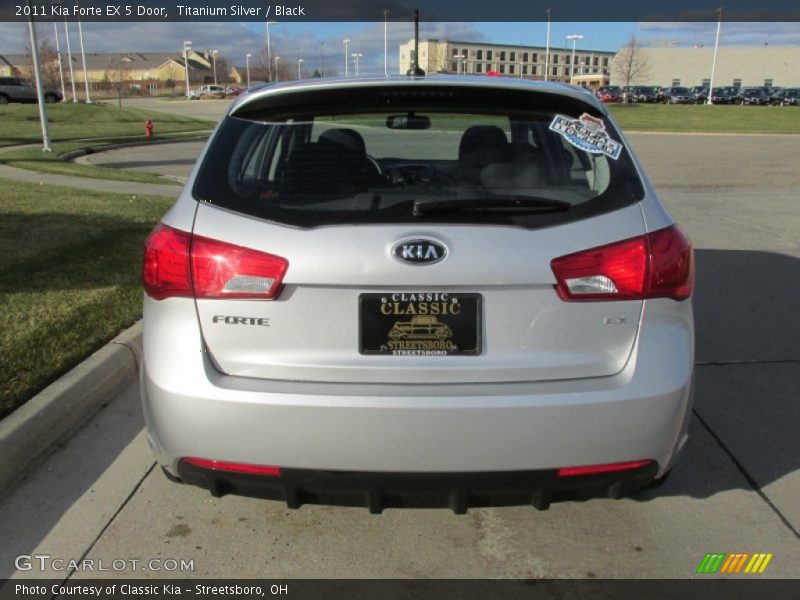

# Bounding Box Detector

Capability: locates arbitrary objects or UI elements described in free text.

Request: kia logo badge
[392,238,447,265]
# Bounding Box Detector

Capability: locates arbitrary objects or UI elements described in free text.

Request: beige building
[611,46,800,88]
[0,50,222,91]
[399,39,615,84]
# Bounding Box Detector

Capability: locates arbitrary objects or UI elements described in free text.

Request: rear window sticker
[549,113,623,160]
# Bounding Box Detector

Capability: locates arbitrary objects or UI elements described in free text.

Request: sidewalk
[0,162,181,197]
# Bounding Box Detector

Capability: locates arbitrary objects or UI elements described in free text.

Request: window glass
[194,88,644,229]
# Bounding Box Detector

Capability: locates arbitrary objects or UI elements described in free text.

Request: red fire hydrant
[144,119,154,138]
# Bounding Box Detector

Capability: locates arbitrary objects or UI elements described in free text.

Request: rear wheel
[0,95,9,105]
[44,93,58,104]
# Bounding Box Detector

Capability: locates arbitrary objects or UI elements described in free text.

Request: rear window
[194,85,644,229]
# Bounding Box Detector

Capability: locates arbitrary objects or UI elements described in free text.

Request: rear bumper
[173,460,660,513]
[141,297,694,503]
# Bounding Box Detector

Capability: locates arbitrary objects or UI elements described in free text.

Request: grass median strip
[0,137,196,186]
[0,102,213,147]
[608,104,800,134]
[0,103,212,185]
[0,178,174,418]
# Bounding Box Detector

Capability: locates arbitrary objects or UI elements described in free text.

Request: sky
[1,21,798,77]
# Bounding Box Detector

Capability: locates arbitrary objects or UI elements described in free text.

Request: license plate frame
[359,292,482,356]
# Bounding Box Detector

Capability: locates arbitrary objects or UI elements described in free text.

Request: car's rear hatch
[188,80,649,385]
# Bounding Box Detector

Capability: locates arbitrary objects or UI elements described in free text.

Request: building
[398,38,615,85]
[611,46,800,88]
[0,50,221,92]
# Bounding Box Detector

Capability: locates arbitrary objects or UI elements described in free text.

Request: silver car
[141,76,694,513]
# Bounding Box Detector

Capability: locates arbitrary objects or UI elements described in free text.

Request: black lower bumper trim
[174,461,659,513]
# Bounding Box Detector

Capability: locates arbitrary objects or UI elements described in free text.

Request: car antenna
[406,9,426,77]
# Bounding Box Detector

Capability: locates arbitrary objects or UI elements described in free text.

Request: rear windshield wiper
[413,195,571,217]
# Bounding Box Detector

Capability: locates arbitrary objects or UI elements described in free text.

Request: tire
[44,93,57,104]
[0,94,9,105]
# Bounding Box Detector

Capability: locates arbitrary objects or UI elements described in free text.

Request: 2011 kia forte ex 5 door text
[141,76,695,513]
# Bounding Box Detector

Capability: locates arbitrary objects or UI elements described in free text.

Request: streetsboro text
[15,584,282,596]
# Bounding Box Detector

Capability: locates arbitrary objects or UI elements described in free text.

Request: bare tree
[431,43,451,73]
[612,35,650,98]
[24,33,60,89]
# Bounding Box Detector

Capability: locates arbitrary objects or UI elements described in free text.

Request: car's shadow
[635,248,800,503]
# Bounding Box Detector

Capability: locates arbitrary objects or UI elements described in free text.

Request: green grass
[0,135,202,186]
[0,178,174,418]
[608,104,800,134]
[0,102,213,147]
[0,103,212,184]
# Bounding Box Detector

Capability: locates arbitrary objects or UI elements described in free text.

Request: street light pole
[211,50,218,86]
[351,53,362,77]
[246,53,252,87]
[53,23,66,100]
[274,56,280,80]
[342,38,350,77]
[544,7,552,82]
[75,0,91,103]
[383,9,389,77]
[27,2,51,152]
[297,58,303,79]
[183,40,192,98]
[320,42,325,77]
[566,34,583,85]
[708,7,723,105]
[266,20,277,81]
[63,20,77,102]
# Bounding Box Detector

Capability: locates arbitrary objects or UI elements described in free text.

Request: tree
[213,56,231,84]
[612,35,650,97]
[24,33,60,89]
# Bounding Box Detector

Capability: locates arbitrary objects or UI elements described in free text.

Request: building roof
[412,39,616,55]
[0,51,210,72]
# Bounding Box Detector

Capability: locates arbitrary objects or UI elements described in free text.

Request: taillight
[143,224,192,300]
[551,225,693,301]
[142,223,289,300]
[191,234,288,299]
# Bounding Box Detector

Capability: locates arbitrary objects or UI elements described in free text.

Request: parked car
[770,88,800,106]
[709,87,733,104]
[224,86,245,96]
[723,86,741,99]
[735,87,770,105]
[142,76,695,513]
[595,85,622,103]
[0,76,62,104]
[690,86,708,104]
[632,86,659,103]
[189,84,226,99]
[661,87,693,104]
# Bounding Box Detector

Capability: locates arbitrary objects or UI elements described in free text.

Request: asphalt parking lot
[2,107,799,579]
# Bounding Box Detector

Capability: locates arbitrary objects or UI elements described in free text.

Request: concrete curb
[59,133,210,162]
[0,321,142,493]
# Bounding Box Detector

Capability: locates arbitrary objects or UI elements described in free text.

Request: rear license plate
[359,293,481,356]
